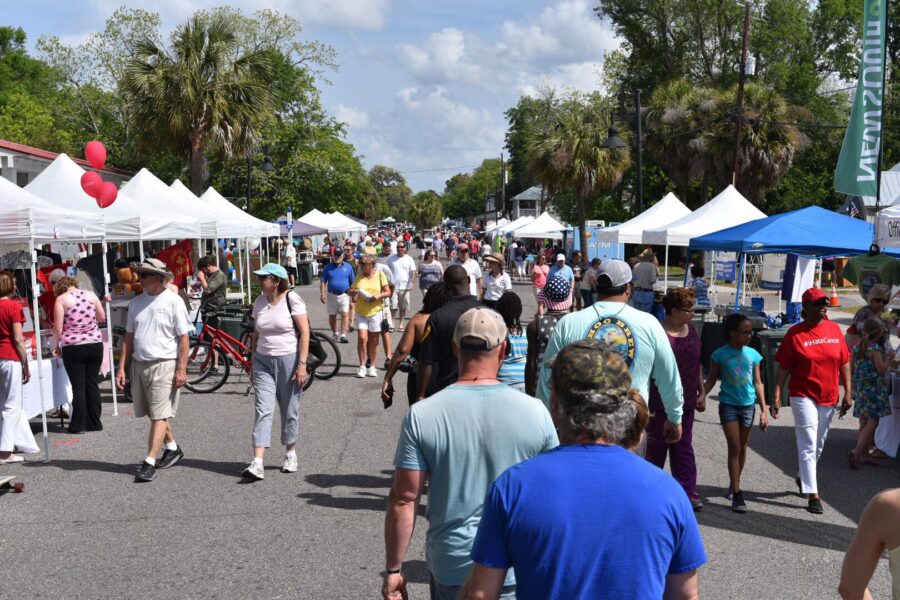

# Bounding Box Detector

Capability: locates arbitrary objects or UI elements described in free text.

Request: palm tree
[645,79,709,205]
[124,13,276,194]
[702,83,807,205]
[527,100,632,266]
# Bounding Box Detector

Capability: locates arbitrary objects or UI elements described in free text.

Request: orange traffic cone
[829,282,840,307]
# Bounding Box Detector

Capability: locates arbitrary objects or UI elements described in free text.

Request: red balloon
[85,140,107,170]
[96,181,118,208]
[80,171,102,199]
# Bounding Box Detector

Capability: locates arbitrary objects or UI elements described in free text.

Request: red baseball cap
[801,287,828,303]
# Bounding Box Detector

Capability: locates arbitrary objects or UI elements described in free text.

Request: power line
[397,165,482,174]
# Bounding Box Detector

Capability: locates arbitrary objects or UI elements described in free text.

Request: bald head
[444,264,470,296]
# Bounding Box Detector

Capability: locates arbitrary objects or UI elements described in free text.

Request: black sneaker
[807,497,824,514]
[795,476,803,496]
[731,490,748,513]
[689,496,704,511]
[135,462,157,482]
[725,487,734,501]
[157,446,184,469]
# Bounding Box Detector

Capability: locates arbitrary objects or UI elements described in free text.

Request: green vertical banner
[834,0,887,198]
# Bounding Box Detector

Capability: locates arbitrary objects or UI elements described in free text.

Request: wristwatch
[298,359,308,365]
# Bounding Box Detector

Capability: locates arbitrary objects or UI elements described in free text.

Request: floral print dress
[851,342,892,419]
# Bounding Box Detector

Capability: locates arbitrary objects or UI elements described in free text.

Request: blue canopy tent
[688,206,898,308]
[689,205,897,257]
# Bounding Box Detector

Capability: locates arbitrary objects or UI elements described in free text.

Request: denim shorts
[718,402,755,428]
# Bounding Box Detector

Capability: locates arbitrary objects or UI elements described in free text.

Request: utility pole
[246,154,253,213]
[731,0,753,186]
[635,89,644,214]
[483,165,488,229]
[500,153,507,219]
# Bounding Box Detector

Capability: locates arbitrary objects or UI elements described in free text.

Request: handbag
[397,356,417,374]
[285,292,325,369]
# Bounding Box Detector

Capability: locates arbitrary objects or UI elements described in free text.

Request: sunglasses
[872,298,887,304]
[675,307,695,315]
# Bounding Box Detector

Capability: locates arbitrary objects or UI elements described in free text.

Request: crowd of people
[0,222,896,598]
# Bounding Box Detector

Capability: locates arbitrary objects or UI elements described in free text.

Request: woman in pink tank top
[52,277,105,434]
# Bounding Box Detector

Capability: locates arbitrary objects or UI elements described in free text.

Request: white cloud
[84,0,392,31]
[333,103,370,130]
[396,0,618,92]
[397,28,485,86]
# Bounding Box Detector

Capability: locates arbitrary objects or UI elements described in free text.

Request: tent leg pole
[735,253,745,309]
[246,239,252,305]
[101,239,118,416]
[237,242,245,299]
[664,244,669,291]
[29,238,50,462]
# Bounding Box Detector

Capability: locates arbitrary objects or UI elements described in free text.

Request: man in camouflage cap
[464,338,706,600]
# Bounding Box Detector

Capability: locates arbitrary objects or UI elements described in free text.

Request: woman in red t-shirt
[0,271,31,464]
[772,287,851,515]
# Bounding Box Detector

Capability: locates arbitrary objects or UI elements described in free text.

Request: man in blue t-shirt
[464,339,707,600]
[383,308,558,600]
[319,248,355,343]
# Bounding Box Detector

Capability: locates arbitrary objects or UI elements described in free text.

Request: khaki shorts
[131,359,180,420]
[394,288,411,311]
[327,292,350,315]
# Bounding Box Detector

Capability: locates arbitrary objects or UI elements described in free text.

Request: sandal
[847,451,859,470]
[870,449,889,459]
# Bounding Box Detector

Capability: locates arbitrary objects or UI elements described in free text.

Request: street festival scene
[1,2,900,599]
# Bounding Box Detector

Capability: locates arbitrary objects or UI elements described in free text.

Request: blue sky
[8,0,619,192]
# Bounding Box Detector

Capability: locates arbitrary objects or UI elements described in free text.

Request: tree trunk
[189,139,208,196]
[577,193,589,269]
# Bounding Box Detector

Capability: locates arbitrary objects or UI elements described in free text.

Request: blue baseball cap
[253,263,289,280]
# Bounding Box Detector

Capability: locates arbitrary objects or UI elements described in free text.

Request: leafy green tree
[407,190,443,230]
[124,12,277,194]
[527,99,632,265]
[368,166,412,217]
[441,159,503,220]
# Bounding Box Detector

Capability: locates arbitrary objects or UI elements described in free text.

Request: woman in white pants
[771,287,851,515]
[0,271,31,464]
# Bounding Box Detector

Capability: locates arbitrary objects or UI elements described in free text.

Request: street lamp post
[601,89,644,215]
[245,145,276,213]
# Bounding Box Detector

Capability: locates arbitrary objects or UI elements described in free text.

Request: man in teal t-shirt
[537,260,684,438]
[383,308,558,599]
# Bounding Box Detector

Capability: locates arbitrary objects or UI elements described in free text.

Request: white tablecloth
[874,375,900,457]
[22,358,73,420]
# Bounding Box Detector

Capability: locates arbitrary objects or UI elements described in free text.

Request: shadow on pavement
[23,458,248,478]
[694,493,858,552]
[297,490,426,516]
[747,421,900,524]
[306,473,393,489]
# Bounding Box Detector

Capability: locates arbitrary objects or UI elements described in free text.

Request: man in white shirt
[282,241,297,286]
[450,243,482,297]
[386,240,418,331]
[116,258,192,483]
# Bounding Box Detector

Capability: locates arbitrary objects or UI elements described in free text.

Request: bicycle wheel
[303,366,316,391]
[312,332,341,380]
[185,341,230,393]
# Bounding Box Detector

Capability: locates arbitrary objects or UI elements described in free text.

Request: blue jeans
[580,289,594,308]
[718,402,755,428]
[429,572,515,600]
[630,288,654,312]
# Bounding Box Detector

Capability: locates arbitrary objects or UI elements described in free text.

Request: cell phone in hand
[383,382,394,409]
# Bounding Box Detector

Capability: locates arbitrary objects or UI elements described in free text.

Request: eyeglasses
[675,307,695,315]
[872,298,887,304]
[736,329,754,336]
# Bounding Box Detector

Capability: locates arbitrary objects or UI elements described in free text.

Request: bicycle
[187,312,335,393]
[239,316,341,381]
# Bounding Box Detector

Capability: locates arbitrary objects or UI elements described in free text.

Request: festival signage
[834,0,887,198]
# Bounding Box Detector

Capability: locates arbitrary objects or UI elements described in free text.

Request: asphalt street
[2,277,897,599]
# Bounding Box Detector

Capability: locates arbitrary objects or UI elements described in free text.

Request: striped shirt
[498,331,527,387]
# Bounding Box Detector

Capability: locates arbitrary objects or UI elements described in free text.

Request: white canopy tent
[642,185,766,247]
[642,185,766,290]
[327,211,367,235]
[0,177,107,461]
[597,192,691,244]
[483,218,510,236]
[876,203,900,247]
[496,215,535,237]
[512,212,568,239]
[26,154,143,240]
[121,169,203,241]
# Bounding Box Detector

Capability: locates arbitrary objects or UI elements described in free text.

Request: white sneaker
[242,460,264,480]
[332,332,339,341]
[356,366,367,378]
[281,454,298,473]
[367,366,378,377]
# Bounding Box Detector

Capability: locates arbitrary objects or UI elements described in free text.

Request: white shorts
[386,291,398,310]
[354,313,383,333]
[394,289,411,311]
[326,292,350,315]
[418,249,426,258]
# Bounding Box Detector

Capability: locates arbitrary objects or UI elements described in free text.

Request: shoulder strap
[285,292,299,337]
